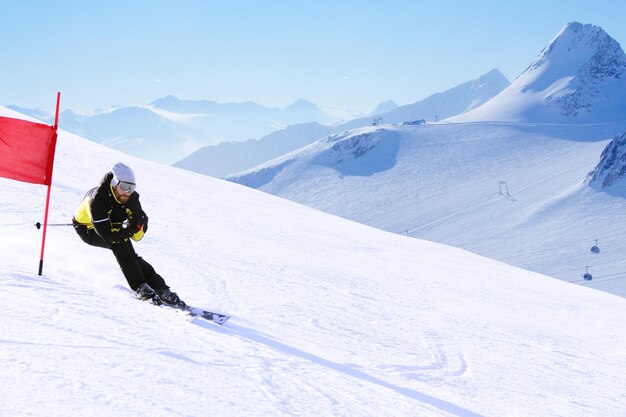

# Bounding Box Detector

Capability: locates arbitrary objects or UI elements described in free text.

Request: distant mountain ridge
[449,22,626,123]
[173,122,335,180]
[8,97,362,164]
[370,100,398,115]
[149,96,339,125]
[175,68,509,178]
[8,68,508,169]
[5,105,50,121]
[58,106,202,164]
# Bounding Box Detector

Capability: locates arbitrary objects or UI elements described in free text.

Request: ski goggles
[118,181,136,193]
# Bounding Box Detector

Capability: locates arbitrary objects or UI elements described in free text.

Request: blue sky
[2,0,625,115]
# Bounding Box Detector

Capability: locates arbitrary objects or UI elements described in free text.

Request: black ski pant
[73,225,168,292]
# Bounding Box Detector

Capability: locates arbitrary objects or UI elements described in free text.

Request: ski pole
[35,222,74,229]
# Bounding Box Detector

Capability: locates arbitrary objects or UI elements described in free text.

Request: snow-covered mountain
[9,97,359,164]
[2,104,626,417]
[373,68,509,124]
[228,23,626,298]
[449,22,626,123]
[175,69,509,178]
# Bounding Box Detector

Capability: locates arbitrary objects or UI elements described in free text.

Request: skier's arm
[126,193,148,240]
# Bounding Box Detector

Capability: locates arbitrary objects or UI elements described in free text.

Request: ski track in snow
[0,269,485,417]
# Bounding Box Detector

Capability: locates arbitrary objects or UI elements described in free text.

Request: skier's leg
[110,240,177,304]
[135,257,181,305]
[136,257,168,291]
[110,240,145,291]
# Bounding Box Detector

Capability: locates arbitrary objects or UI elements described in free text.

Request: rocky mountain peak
[449,22,626,123]
[587,132,626,189]
[522,22,626,117]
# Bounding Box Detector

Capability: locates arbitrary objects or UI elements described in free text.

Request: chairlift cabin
[591,239,600,254]
[583,266,593,281]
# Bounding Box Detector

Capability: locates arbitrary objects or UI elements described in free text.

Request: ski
[171,301,230,325]
[121,285,230,325]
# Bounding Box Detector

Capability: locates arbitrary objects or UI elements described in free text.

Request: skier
[72,162,180,306]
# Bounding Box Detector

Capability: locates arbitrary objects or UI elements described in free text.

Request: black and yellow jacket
[73,172,146,243]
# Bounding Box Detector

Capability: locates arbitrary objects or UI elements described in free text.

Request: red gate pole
[38,92,61,276]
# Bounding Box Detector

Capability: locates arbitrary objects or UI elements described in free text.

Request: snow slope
[228,121,626,298]
[2,106,626,416]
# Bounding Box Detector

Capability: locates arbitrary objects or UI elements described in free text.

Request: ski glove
[136,211,149,233]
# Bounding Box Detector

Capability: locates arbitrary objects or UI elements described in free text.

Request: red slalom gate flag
[0,115,56,185]
[0,92,61,275]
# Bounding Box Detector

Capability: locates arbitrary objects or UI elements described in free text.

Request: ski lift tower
[499,181,512,198]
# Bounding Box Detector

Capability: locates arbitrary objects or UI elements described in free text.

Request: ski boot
[136,283,162,305]
[157,288,182,307]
